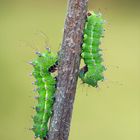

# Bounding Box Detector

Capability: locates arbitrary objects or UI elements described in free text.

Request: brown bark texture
[48,0,88,140]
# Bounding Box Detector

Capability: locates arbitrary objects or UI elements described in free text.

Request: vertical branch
[48,0,88,140]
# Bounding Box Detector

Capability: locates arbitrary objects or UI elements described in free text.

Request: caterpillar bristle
[32,106,36,109]
[45,47,51,52]
[29,73,32,76]
[33,88,40,92]
[29,127,35,131]
[28,61,34,65]
[34,95,40,99]
[35,51,42,57]
[33,89,37,92]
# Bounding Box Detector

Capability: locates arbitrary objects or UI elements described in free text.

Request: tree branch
[48,0,88,140]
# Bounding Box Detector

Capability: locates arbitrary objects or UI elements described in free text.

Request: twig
[48,0,88,140]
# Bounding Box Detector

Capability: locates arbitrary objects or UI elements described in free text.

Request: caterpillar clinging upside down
[30,11,105,139]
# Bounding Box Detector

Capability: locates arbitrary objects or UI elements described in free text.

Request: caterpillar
[31,49,58,139]
[30,11,105,139]
[79,11,105,87]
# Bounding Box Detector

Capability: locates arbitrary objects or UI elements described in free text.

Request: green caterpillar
[31,49,58,139]
[79,11,105,87]
[30,11,105,139]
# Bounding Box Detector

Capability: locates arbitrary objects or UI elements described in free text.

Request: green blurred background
[0,0,140,140]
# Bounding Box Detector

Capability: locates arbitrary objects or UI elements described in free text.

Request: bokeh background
[0,0,140,140]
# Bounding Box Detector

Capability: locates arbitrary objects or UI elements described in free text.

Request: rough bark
[48,0,88,140]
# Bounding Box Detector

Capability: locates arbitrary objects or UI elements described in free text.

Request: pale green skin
[79,12,105,87]
[32,50,57,139]
[31,11,105,139]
